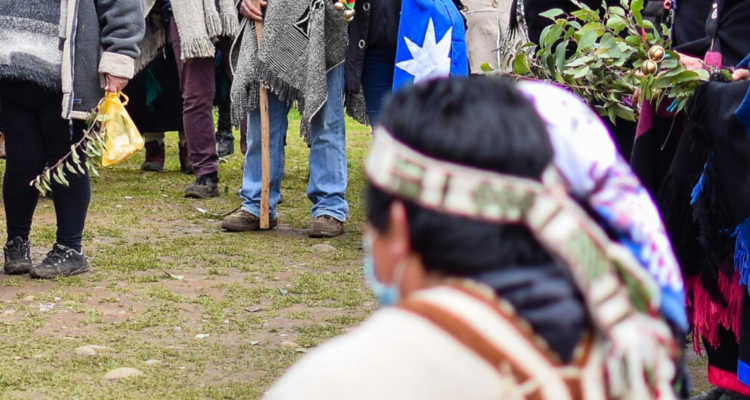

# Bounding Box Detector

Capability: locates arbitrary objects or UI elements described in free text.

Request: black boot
[216,106,235,157]
[184,172,220,199]
[29,243,90,279]
[719,389,750,400]
[216,129,235,157]
[4,237,32,275]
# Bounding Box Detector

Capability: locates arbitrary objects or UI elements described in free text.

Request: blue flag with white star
[393,0,468,91]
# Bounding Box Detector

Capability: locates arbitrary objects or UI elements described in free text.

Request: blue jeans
[241,64,348,222]
[362,47,396,124]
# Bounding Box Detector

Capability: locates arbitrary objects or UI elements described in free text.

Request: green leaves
[577,30,598,52]
[540,8,565,19]
[31,109,109,195]
[513,53,531,74]
[631,0,644,25]
[497,0,725,123]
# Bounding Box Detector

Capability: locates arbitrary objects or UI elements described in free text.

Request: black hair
[367,77,556,277]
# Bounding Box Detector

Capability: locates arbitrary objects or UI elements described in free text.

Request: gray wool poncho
[231,0,348,143]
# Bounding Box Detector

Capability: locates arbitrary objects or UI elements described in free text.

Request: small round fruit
[334,2,345,11]
[641,60,657,75]
[648,46,665,62]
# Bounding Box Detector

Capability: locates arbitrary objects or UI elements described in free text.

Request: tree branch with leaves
[487,0,729,123]
[30,110,108,195]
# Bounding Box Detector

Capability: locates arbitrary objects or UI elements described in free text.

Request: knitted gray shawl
[0,0,63,89]
[171,0,239,60]
[231,0,347,143]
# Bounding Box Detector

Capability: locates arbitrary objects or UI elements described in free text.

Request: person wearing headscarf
[258,77,687,400]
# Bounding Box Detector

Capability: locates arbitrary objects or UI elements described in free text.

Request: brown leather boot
[308,215,345,238]
[184,173,220,199]
[221,209,278,232]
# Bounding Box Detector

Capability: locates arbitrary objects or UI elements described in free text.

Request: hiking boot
[141,141,165,172]
[179,143,194,175]
[184,173,220,199]
[4,237,32,275]
[216,130,235,158]
[308,215,345,238]
[29,243,90,279]
[221,209,278,232]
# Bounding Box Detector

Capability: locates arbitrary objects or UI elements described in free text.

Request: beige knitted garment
[170,0,239,60]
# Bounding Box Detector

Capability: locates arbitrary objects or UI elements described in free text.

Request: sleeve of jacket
[96,0,146,79]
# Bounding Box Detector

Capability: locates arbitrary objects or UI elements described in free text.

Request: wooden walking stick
[252,0,271,229]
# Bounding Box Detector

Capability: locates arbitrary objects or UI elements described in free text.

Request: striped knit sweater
[0,0,63,90]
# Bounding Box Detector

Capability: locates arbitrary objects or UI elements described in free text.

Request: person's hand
[240,0,266,21]
[105,74,129,93]
[733,69,750,81]
[663,0,671,10]
[677,53,704,71]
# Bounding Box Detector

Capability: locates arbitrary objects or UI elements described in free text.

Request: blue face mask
[363,235,407,307]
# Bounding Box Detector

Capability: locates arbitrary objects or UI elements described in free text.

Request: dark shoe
[719,389,750,400]
[184,173,220,199]
[691,388,726,400]
[216,130,235,158]
[179,143,194,175]
[308,215,345,238]
[141,141,165,172]
[221,209,278,232]
[4,237,32,275]
[29,244,90,279]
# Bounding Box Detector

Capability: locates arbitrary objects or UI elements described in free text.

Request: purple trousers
[169,19,231,177]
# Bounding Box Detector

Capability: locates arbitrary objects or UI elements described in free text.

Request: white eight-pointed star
[396,18,452,83]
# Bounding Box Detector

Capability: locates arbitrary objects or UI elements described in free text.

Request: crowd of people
[4,0,750,398]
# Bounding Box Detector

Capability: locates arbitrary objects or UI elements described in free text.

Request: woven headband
[365,127,562,224]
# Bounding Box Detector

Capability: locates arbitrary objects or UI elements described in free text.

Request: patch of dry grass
[0,112,375,399]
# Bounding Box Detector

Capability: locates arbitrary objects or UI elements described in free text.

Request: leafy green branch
[489,0,727,123]
[30,110,108,195]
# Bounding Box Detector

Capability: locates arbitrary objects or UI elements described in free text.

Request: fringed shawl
[231,0,347,144]
[170,0,239,60]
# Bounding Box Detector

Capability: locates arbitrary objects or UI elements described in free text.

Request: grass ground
[0,111,711,399]
[0,112,375,399]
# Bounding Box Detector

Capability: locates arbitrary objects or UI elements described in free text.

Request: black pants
[0,81,90,251]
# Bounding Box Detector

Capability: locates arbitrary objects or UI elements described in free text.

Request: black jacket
[345,0,402,94]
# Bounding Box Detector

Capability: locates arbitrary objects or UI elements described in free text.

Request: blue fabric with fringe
[735,217,750,288]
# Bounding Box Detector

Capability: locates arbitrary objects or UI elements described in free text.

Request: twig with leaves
[487,0,729,123]
[30,110,108,195]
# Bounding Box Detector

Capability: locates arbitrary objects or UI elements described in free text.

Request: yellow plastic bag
[98,92,144,167]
